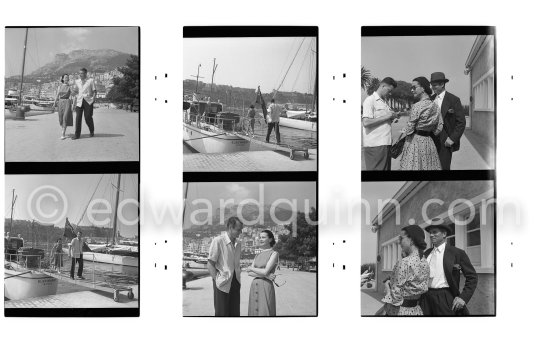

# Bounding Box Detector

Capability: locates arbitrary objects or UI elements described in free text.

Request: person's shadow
[77,133,124,139]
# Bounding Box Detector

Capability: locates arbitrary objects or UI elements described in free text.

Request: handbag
[390,133,406,159]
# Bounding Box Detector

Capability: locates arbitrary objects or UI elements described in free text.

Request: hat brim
[430,79,449,83]
[425,224,451,234]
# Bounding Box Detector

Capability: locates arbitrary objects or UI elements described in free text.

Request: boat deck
[183,149,317,172]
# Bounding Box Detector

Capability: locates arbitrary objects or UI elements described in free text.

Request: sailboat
[183,60,251,154]
[268,37,317,132]
[63,174,139,267]
[4,189,59,300]
[5,28,54,119]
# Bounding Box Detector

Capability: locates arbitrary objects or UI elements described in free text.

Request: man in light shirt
[266,99,282,144]
[362,77,400,170]
[69,231,85,279]
[207,217,243,316]
[73,68,97,140]
[429,72,466,170]
[421,223,478,315]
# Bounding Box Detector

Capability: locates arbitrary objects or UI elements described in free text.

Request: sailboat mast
[210,58,217,97]
[112,174,121,245]
[18,28,29,106]
[10,189,16,234]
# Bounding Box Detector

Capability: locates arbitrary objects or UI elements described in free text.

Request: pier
[4,108,139,162]
[183,149,317,172]
[183,268,316,316]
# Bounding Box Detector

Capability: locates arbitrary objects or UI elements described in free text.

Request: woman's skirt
[400,134,441,170]
[58,98,73,127]
[248,278,276,316]
[397,305,423,316]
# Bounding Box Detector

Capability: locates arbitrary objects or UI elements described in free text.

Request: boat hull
[183,123,250,153]
[279,117,317,132]
[82,252,139,267]
[4,270,58,300]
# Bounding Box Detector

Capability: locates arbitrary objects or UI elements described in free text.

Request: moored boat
[183,100,250,153]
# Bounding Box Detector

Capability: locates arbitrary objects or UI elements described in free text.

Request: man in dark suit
[421,223,478,316]
[430,72,466,170]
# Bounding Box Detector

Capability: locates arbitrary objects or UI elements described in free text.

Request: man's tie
[429,248,438,286]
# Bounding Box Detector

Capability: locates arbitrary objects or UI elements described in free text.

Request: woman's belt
[415,130,432,137]
[401,299,420,308]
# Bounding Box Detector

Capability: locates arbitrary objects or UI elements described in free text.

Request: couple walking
[52,67,97,140]
[380,223,478,316]
[362,72,466,170]
[207,217,281,316]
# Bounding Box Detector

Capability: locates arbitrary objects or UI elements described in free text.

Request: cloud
[63,28,91,42]
[224,184,251,204]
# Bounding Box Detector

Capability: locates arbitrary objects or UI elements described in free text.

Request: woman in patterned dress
[52,74,74,140]
[399,77,443,170]
[381,225,429,316]
[50,238,63,273]
[246,230,279,316]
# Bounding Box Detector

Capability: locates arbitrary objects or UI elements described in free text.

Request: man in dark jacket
[421,223,478,315]
[430,72,466,170]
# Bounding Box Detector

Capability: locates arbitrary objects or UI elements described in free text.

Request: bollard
[14,106,26,120]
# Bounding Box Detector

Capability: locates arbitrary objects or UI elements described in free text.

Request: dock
[183,268,316,316]
[5,270,139,309]
[183,149,317,172]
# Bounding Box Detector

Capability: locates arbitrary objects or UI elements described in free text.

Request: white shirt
[434,90,446,111]
[427,242,449,289]
[69,237,85,256]
[75,78,96,107]
[208,232,241,293]
[362,92,392,147]
[267,103,282,123]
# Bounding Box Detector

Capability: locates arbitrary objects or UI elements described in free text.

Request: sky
[183,37,316,94]
[361,36,476,102]
[5,174,138,237]
[183,182,316,229]
[5,27,139,77]
[361,181,405,264]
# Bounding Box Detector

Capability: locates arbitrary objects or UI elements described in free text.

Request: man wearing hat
[430,72,466,170]
[362,77,401,170]
[421,223,478,315]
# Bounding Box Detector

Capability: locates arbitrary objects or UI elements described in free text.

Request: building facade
[371,180,495,315]
[465,35,496,166]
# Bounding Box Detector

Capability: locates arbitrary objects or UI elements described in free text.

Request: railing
[5,253,45,270]
[184,113,242,134]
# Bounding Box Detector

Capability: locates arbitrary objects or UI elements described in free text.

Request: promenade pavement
[5,108,139,162]
[183,268,317,316]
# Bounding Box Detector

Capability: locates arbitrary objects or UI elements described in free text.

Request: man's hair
[77,231,83,235]
[226,216,242,230]
[80,68,88,73]
[380,77,397,89]
[270,99,275,103]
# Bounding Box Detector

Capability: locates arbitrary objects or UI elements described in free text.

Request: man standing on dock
[69,231,85,279]
[362,77,400,170]
[266,99,282,144]
[207,217,243,316]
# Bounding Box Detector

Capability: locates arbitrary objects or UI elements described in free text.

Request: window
[445,221,456,247]
[466,212,482,266]
[473,70,494,111]
[381,238,400,271]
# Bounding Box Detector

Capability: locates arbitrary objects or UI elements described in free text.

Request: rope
[273,37,306,98]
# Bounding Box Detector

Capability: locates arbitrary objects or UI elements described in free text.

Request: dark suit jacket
[431,91,466,152]
[424,245,478,304]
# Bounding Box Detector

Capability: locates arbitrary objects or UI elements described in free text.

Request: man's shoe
[72,136,79,140]
[90,133,94,137]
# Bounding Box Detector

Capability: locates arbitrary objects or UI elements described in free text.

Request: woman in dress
[247,104,256,137]
[381,225,429,316]
[246,230,279,316]
[52,74,74,139]
[50,238,63,273]
[399,76,443,170]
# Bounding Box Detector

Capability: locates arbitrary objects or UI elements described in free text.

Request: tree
[361,67,371,91]
[274,208,317,261]
[106,55,139,104]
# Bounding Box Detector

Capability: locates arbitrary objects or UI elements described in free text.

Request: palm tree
[361,67,371,90]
